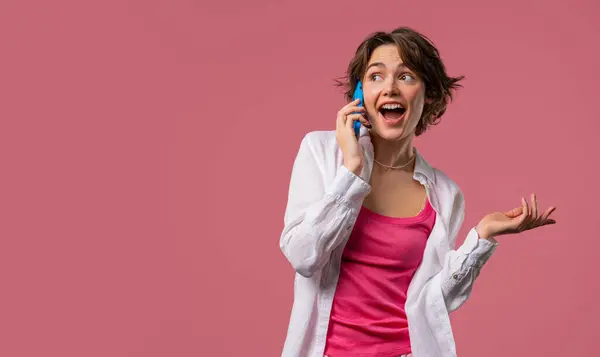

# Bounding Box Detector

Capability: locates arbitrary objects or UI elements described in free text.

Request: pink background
[0,0,598,356]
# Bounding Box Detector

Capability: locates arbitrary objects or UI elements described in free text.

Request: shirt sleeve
[279,133,371,278]
[438,188,499,312]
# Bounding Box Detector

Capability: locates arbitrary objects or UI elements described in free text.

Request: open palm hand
[476,193,556,239]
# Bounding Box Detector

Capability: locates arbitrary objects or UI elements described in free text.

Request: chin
[372,125,409,141]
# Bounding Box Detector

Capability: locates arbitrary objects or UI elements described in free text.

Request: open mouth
[378,103,406,123]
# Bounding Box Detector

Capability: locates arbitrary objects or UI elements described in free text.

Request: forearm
[280,165,370,277]
[440,227,499,312]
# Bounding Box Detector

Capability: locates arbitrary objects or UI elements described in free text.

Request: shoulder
[297,130,339,157]
[301,130,337,148]
[431,167,466,236]
[432,167,464,204]
[432,168,461,192]
[288,131,341,188]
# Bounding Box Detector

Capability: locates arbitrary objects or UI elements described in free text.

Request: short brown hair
[336,27,464,136]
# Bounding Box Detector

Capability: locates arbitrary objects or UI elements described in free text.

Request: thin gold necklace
[373,151,416,169]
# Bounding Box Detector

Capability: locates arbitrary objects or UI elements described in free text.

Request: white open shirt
[279,127,499,357]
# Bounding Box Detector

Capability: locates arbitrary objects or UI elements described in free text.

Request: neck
[370,132,416,170]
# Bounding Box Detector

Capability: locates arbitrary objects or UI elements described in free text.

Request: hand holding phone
[352,81,365,139]
[335,85,368,175]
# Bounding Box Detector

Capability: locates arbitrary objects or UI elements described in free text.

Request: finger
[336,112,342,131]
[336,106,354,128]
[340,106,366,116]
[347,113,370,127]
[504,206,523,218]
[337,105,364,123]
[531,193,538,220]
[533,206,553,227]
[345,98,361,108]
[525,196,534,224]
[519,197,529,231]
[520,197,528,221]
[346,111,355,130]
[340,99,363,113]
[345,112,359,138]
[540,219,556,226]
[540,206,556,221]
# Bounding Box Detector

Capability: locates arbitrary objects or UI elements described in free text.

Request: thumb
[504,206,523,219]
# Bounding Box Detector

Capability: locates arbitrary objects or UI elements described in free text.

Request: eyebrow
[366,62,408,71]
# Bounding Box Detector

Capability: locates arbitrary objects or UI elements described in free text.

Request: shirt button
[453,274,459,280]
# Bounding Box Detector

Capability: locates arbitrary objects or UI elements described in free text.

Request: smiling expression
[362,44,426,141]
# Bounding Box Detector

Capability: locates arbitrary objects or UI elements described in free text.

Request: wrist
[475,222,492,240]
[343,158,363,176]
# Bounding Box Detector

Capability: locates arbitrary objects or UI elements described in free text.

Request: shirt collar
[414,148,436,185]
[360,127,436,185]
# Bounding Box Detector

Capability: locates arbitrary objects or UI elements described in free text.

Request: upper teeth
[381,104,403,110]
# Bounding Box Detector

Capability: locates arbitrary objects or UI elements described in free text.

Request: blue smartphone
[352,81,364,139]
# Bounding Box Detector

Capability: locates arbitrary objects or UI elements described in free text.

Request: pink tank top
[324,199,436,357]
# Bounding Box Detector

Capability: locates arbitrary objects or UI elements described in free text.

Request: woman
[279,27,556,357]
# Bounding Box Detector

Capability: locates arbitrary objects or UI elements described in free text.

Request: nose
[381,76,400,97]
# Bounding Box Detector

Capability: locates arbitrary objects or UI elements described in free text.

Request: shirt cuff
[459,227,499,267]
[325,165,371,207]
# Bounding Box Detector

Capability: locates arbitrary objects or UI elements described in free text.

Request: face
[362,44,426,141]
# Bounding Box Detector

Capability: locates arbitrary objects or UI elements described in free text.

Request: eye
[369,73,383,81]
[400,73,416,82]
